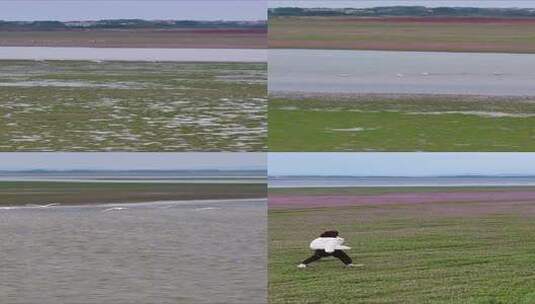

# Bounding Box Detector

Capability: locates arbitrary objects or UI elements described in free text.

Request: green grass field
[0,60,266,151]
[269,187,535,303]
[269,95,535,151]
[0,181,266,206]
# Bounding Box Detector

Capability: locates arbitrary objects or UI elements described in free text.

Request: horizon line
[0,168,267,172]
[0,18,267,22]
[268,174,535,178]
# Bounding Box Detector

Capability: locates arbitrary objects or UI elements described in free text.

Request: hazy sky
[0,153,266,171]
[0,1,266,21]
[269,0,535,8]
[269,153,535,176]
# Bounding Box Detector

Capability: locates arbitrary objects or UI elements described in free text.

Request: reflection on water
[0,199,267,304]
[270,49,535,95]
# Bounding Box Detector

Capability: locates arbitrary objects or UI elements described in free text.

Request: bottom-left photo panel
[0,152,267,304]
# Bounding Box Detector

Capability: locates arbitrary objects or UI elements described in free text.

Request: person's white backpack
[309,236,351,253]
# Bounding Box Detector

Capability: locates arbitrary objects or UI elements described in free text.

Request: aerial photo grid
[3,0,535,303]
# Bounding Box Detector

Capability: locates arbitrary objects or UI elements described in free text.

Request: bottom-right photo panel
[268,153,535,304]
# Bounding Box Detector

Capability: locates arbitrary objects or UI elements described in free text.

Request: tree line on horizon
[269,6,535,17]
[0,19,267,31]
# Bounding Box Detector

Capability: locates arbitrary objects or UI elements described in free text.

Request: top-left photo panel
[0,0,267,151]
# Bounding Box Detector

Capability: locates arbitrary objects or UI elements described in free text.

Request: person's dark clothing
[302,249,352,265]
[320,230,339,238]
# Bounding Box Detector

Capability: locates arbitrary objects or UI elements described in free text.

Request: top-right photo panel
[268,0,535,151]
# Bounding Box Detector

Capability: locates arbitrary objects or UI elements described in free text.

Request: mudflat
[0,60,266,151]
[269,16,535,53]
[0,28,267,48]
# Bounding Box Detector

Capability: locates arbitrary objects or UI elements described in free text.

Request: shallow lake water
[0,47,267,62]
[269,49,535,96]
[0,199,267,304]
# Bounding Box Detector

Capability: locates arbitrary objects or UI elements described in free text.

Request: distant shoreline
[269,16,535,53]
[269,92,535,103]
[0,28,266,49]
[0,181,266,206]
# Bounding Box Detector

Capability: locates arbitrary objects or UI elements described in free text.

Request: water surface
[0,47,267,62]
[0,199,267,304]
[269,49,535,96]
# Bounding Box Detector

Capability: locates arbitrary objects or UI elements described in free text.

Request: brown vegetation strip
[329,17,535,24]
[269,17,535,53]
[0,28,267,48]
[269,191,535,209]
[0,182,266,206]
